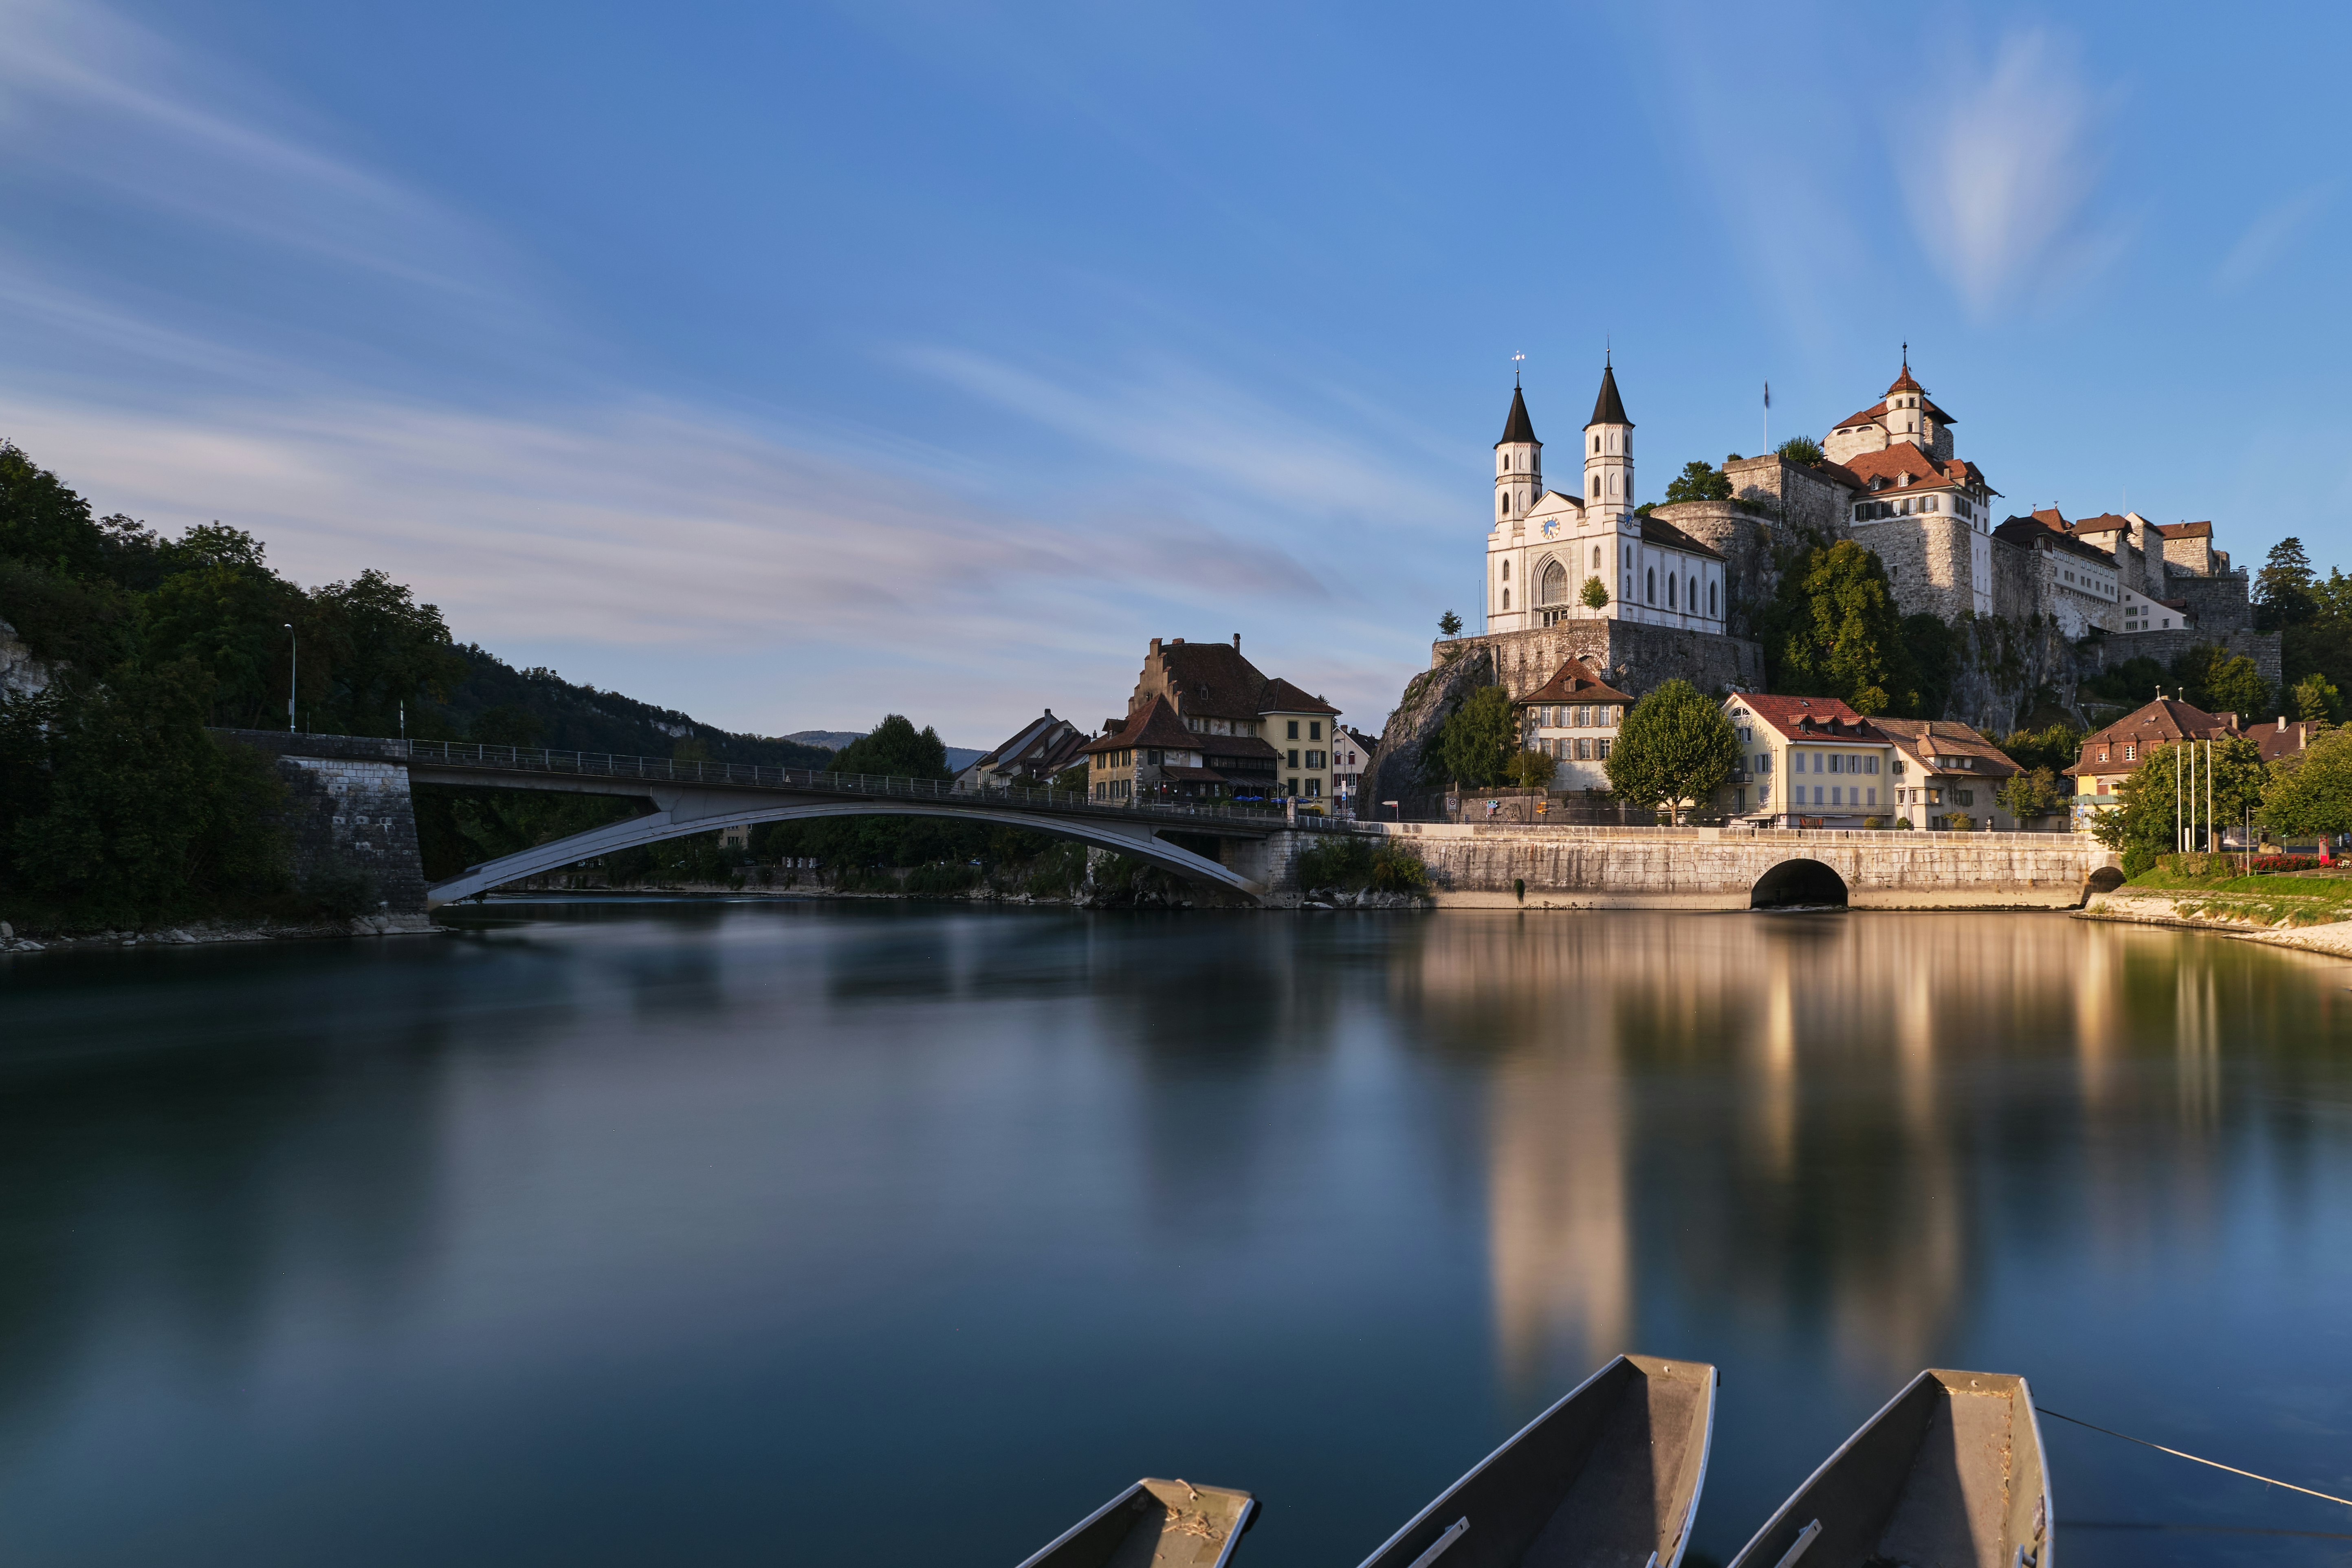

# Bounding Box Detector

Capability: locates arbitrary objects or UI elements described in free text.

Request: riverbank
[2078,869,2352,960]
[0,913,435,955]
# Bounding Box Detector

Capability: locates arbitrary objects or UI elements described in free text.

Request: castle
[1464,358,2268,712]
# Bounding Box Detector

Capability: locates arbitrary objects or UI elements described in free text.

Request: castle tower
[1495,382,1542,524]
[1881,354,1952,460]
[1583,358,1634,526]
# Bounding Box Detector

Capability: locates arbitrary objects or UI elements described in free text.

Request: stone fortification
[2087,626,2281,695]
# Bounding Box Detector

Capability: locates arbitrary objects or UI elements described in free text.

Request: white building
[1484,363,1727,638]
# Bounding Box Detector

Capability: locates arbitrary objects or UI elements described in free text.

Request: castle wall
[2089,627,2282,695]
[2165,569,2253,635]
[1723,455,1852,538]
[1854,514,1976,622]
[1443,620,1765,701]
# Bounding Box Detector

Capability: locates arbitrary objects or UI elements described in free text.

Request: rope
[2036,1406,2352,1509]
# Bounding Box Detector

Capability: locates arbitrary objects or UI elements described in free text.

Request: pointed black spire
[1496,384,1537,448]
[1586,361,1632,429]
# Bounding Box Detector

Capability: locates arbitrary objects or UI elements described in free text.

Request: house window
[1309,721,1322,740]
[1868,788,1877,806]
[2124,744,2136,761]
[1597,739,1611,759]
[1832,786,1843,805]
[1287,720,1299,740]
[1287,749,1299,768]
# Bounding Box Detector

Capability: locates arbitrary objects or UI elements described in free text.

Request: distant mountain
[944,747,984,772]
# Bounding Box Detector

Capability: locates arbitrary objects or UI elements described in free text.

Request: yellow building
[1722,693,1897,827]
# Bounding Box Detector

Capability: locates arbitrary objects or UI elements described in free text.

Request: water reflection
[0,905,2346,1567]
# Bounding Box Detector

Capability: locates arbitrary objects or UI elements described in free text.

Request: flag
[1764,380,1771,409]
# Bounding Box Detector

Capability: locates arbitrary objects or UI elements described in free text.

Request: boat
[1015,1477,1256,1568]
[1354,1353,1719,1568]
[1726,1368,2051,1568]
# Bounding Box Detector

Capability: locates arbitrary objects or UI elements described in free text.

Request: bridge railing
[394,738,1365,832]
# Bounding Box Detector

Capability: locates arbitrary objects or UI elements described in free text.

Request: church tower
[1495,382,1542,524]
[1584,358,1634,526]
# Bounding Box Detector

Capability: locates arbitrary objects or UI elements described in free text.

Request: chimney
[1171,637,1184,645]
[2278,716,2287,732]
[1233,633,1241,650]
[1150,638,1162,655]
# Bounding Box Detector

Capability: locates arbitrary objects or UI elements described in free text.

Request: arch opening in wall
[2086,865,2125,895]
[1539,558,1568,605]
[1750,858,1848,910]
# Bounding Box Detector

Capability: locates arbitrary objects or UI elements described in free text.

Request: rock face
[0,618,52,699]
[1364,642,1495,820]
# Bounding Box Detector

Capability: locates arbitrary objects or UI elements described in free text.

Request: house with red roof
[1085,636,1340,805]
[1721,693,1898,828]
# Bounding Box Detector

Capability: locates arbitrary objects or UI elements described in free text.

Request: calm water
[2,903,2350,1566]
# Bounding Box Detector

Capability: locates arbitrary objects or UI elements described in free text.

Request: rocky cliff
[1364,641,1495,818]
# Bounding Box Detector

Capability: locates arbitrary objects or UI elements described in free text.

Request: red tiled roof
[1886,363,1925,395]
[1832,400,1888,431]
[2154,520,2213,539]
[1726,693,1892,743]
[1872,719,2022,779]
[1517,660,1635,706]
[2064,697,2237,775]
[1835,443,1987,493]
[1139,638,1270,722]
[2031,507,2069,530]
[1084,695,1200,756]
[1993,517,2116,568]
[1257,677,1340,716]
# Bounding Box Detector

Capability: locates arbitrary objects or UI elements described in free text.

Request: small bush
[902,862,979,897]
[303,863,379,919]
[1369,843,1431,893]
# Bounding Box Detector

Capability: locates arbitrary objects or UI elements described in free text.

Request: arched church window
[1667,574,1676,607]
[1646,568,1655,604]
[1503,588,1510,609]
[1592,436,1599,455]
[1540,559,1567,605]
[1591,476,1600,499]
[1501,559,1510,579]
[1709,581,1718,616]
[1592,546,1602,571]
[1689,575,1699,610]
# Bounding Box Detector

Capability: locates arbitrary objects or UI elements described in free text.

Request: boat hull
[1016,1477,1256,1568]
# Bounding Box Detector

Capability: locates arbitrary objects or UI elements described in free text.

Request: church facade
[1482,363,1728,637]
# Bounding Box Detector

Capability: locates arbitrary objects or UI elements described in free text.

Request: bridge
[222,731,2120,915]
[219,732,1335,907]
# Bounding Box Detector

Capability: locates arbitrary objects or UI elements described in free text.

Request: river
[1,902,2348,1566]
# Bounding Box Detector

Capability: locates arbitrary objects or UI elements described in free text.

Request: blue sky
[3,1,2346,744]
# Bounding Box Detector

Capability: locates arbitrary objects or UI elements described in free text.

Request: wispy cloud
[1899,31,2122,318]
[2214,184,2337,293]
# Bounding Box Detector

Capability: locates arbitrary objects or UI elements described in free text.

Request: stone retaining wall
[1367,822,2108,909]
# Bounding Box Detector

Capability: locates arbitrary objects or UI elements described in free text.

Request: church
[1482,361,1728,636]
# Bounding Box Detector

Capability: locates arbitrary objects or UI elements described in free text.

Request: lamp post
[285,623,296,732]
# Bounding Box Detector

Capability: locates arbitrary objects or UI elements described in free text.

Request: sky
[2,1,2348,746]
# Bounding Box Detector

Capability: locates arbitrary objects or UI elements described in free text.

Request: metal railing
[394,738,1362,832]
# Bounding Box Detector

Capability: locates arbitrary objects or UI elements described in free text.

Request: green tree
[1899,613,1958,720]
[1996,766,2063,822]
[1505,748,1557,788]
[1605,679,1739,823]
[0,441,106,580]
[1437,609,1463,638]
[1664,460,1732,504]
[1580,576,1610,609]
[1776,435,1825,465]
[830,715,950,780]
[2201,652,2270,720]
[2293,672,2341,723]
[2262,727,2352,838]
[2255,537,2317,630]
[2093,737,2267,873]
[1996,722,2086,774]
[1759,541,1921,715]
[1432,685,1516,788]
[307,569,466,736]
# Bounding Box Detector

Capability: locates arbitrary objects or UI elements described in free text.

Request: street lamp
[285,623,296,732]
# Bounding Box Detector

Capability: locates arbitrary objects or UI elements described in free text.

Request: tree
[1899,613,1958,720]
[0,441,105,580]
[1996,767,2063,823]
[2255,537,2317,630]
[1580,576,1610,609]
[1437,610,1463,638]
[1776,435,1825,465]
[1505,748,1556,788]
[830,715,950,780]
[1432,685,1516,787]
[2092,737,2267,873]
[2202,652,2269,720]
[1664,461,1732,505]
[307,568,467,737]
[2293,672,2341,723]
[1758,541,1921,716]
[1605,679,1738,824]
[1997,722,2086,775]
[2262,727,2352,838]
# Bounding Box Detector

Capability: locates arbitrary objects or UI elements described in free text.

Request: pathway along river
[2,903,2350,1566]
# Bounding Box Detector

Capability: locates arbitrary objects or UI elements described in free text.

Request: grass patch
[2121,863,2352,927]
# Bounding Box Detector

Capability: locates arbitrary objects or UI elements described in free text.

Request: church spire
[1588,361,1632,429]
[1498,384,1538,447]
